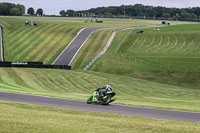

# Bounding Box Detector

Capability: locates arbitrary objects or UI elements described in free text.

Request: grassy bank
[0,16,188,64]
[1,16,82,64]
[82,24,200,89]
[1,16,200,132]
[0,68,200,112]
[0,100,200,133]
[0,16,164,64]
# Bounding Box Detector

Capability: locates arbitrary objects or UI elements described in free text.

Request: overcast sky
[0,0,199,15]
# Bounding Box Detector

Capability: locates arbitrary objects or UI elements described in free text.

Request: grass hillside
[1,16,82,64]
[1,100,200,133]
[0,68,200,112]
[81,24,200,89]
[0,16,164,64]
[0,16,199,131]
[0,16,199,111]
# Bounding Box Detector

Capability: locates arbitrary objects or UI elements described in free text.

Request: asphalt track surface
[0,91,200,122]
[52,25,161,66]
[53,27,112,65]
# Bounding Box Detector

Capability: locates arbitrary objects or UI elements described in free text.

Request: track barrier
[0,61,71,70]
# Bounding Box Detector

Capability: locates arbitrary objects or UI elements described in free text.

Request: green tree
[105,12,113,17]
[66,10,75,17]
[0,2,24,16]
[36,8,43,16]
[10,7,21,16]
[59,10,66,17]
[180,10,191,19]
[59,4,200,21]
[191,13,197,20]
[162,13,171,19]
[27,7,35,15]
[17,4,25,15]
[173,13,180,21]
[0,2,15,15]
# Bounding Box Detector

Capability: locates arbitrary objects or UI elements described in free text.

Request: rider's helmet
[106,85,112,91]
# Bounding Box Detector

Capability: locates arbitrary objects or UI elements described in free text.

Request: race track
[52,27,112,65]
[0,91,200,122]
[52,25,162,66]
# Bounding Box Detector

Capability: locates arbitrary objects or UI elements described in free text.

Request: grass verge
[0,68,200,112]
[86,24,200,89]
[0,16,187,64]
[0,100,200,133]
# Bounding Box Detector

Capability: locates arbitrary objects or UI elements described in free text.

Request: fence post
[0,26,5,62]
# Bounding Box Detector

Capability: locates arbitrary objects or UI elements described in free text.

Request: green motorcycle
[87,90,116,105]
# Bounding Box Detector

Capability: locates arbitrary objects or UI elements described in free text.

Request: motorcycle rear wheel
[100,96,111,105]
[87,96,93,104]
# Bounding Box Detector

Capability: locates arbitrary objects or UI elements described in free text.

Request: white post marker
[0,26,5,61]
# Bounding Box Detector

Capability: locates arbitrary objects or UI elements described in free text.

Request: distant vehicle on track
[137,30,144,34]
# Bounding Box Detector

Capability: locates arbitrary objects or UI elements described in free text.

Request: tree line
[0,2,25,16]
[27,7,43,16]
[60,4,200,21]
[0,2,43,16]
[59,9,94,17]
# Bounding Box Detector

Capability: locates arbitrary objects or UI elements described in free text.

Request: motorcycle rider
[96,85,112,100]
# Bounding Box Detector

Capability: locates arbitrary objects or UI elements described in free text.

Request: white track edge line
[52,28,85,65]
[0,26,4,61]
[69,31,94,65]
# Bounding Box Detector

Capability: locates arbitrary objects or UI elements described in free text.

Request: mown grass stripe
[44,73,73,93]
[35,75,59,92]
[10,24,55,59]
[8,26,28,39]
[72,29,112,69]
[34,26,77,63]
[5,68,35,90]
[4,27,32,60]
[30,74,53,92]
[1,67,200,112]
[0,68,32,90]
[127,35,139,52]
[16,24,62,61]
[24,25,78,63]
[144,34,158,52]
[14,69,46,91]
[8,27,35,49]
[63,75,86,93]
[61,76,78,93]
[159,36,171,53]
[44,27,80,64]
[9,28,43,60]
[170,34,185,53]
[0,21,11,27]
[168,36,178,53]
[0,70,20,89]
[6,25,54,58]
[149,35,163,51]
[22,24,62,60]
[54,75,76,93]
[154,35,167,52]
[74,77,94,93]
